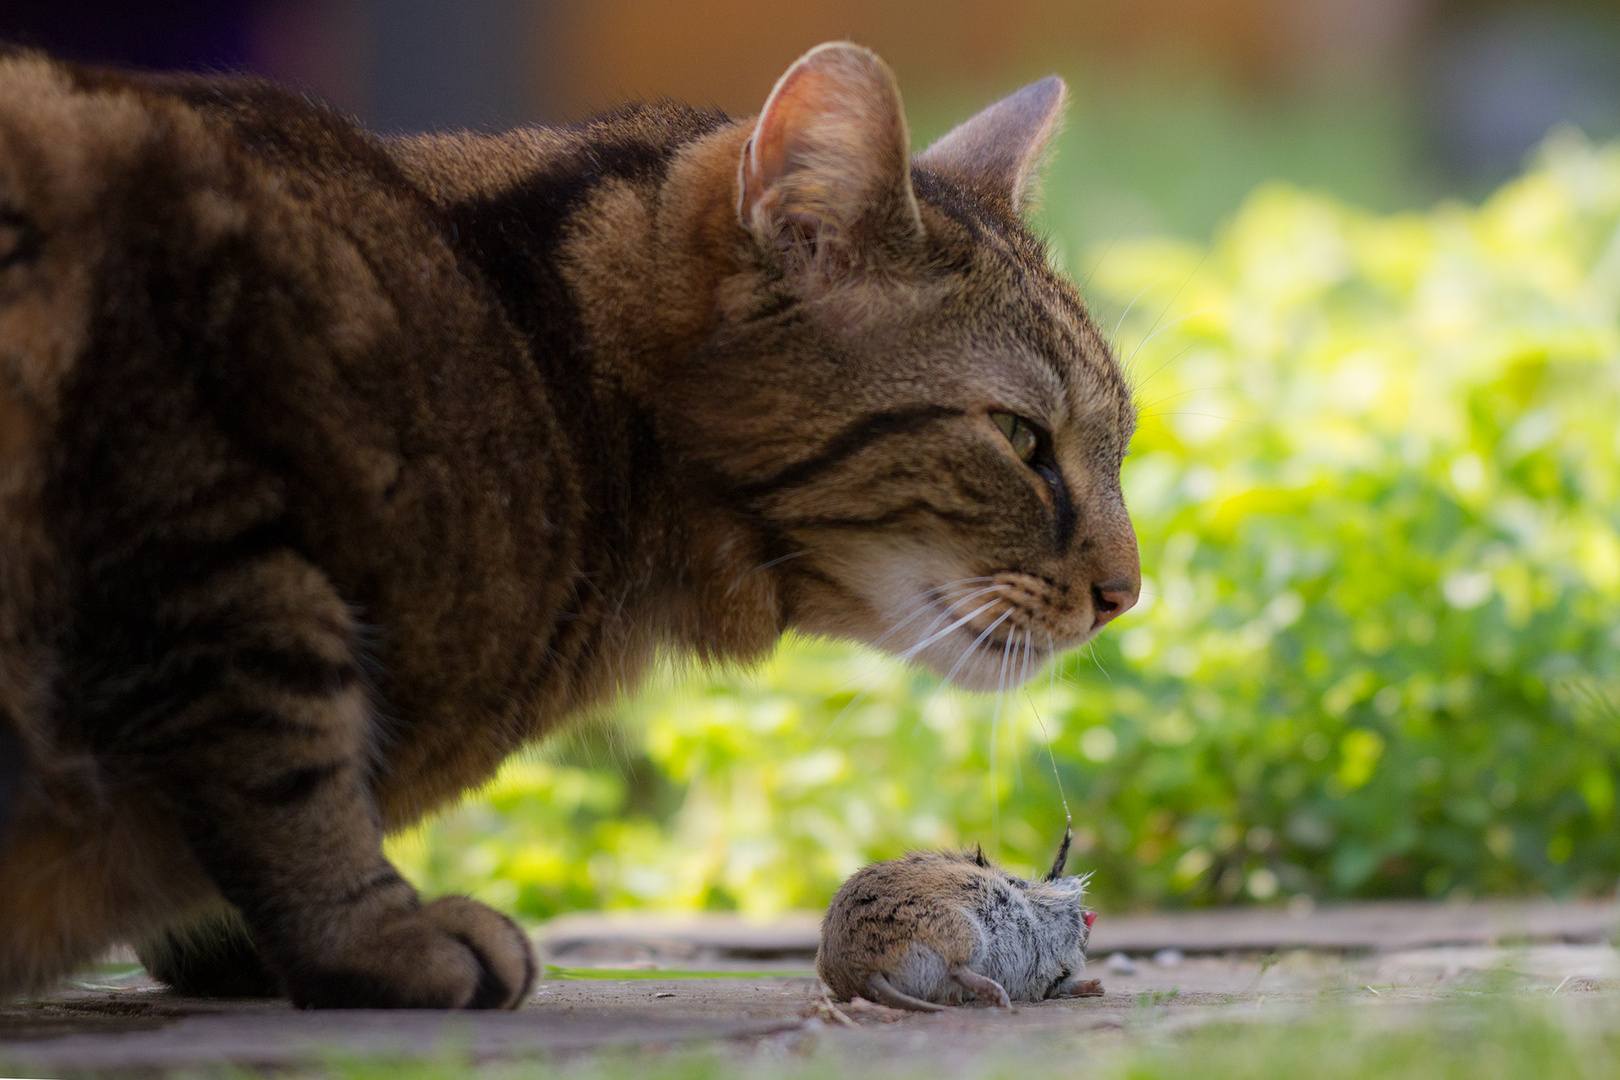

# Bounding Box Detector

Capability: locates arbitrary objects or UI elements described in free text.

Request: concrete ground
[2,899,1615,1074]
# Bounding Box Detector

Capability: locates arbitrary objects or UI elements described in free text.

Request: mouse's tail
[864,972,948,1013]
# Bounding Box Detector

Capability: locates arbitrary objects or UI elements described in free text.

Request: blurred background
[6,0,1620,238]
[5,1,1618,915]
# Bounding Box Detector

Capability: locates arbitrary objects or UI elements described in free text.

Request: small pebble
[654,992,676,998]
[1153,948,1184,968]
[1105,952,1139,976]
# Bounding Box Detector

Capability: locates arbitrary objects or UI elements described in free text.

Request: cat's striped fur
[0,43,1138,1008]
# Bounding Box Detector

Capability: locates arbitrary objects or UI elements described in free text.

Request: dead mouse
[817,829,1102,1011]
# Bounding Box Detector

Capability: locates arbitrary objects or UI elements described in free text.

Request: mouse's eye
[991,412,1040,463]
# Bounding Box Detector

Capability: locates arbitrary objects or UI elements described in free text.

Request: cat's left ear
[915,77,1067,215]
[738,43,923,273]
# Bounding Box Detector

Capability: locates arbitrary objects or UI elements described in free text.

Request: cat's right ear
[738,43,923,276]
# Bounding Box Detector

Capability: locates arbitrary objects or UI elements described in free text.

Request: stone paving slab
[0,974,1263,1073]
[538,898,1620,965]
[0,1005,803,1072]
[9,956,1618,1076]
[1089,898,1619,954]
[0,979,820,1073]
[3,902,1617,1074]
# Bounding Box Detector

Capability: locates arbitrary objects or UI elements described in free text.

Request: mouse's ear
[972,843,988,868]
[1044,827,1073,882]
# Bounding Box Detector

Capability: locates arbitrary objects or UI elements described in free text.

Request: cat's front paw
[288,896,536,1009]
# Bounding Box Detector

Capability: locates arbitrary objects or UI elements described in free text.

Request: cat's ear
[738,43,922,273]
[915,76,1067,214]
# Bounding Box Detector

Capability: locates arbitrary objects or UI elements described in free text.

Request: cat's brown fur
[0,42,1138,1008]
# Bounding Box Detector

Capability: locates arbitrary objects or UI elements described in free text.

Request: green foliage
[391,133,1620,917]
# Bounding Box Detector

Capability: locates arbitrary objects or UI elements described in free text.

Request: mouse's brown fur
[818,851,994,1008]
[0,42,1138,1008]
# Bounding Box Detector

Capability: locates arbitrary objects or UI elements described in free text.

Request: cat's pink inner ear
[738,61,830,221]
[915,76,1068,214]
[737,42,920,253]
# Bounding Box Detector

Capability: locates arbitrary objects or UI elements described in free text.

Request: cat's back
[0,52,574,795]
[0,49,494,446]
[0,49,742,816]
[0,49,522,550]
[0,50,734,469]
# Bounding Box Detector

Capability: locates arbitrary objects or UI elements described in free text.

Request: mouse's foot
[1064,978,1105,997]
[949,965,1012,1009]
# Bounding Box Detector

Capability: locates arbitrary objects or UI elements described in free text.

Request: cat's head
[674,44,1138,691]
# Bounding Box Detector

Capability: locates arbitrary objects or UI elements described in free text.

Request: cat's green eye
[992,412,1040,463]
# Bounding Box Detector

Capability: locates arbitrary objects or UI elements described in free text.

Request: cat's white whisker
[1046,629,1057,697]
[908,608,1012,739]
[1010,629,1029,788]
[815,589,997,745]
[1123,307,1219,368]
[1133,382,1218,415]
[1088,642,1110,682]
[835,580,1014,747]
[934,575,999,590]
[896,591,1010,664]
[1129,341,1200,404]
[1125,256,1205,370]
[847,579,1003,685]
[988,611,1020,859]
[939,609,1014,690]
[1109,275,1165,350]
[882,581,1007,656]
[867,591,966,652]
[821,579,1008,718]
[1026,634,1073,828]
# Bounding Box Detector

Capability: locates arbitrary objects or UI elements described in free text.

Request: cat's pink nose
[1090,578,1139,630]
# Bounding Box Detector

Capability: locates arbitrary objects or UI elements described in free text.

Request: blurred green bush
[390,132,1620,918]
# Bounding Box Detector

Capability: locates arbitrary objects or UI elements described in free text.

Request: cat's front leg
[120,550,535,1009]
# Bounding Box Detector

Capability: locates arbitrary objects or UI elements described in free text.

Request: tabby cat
[0,41,1139,1009]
